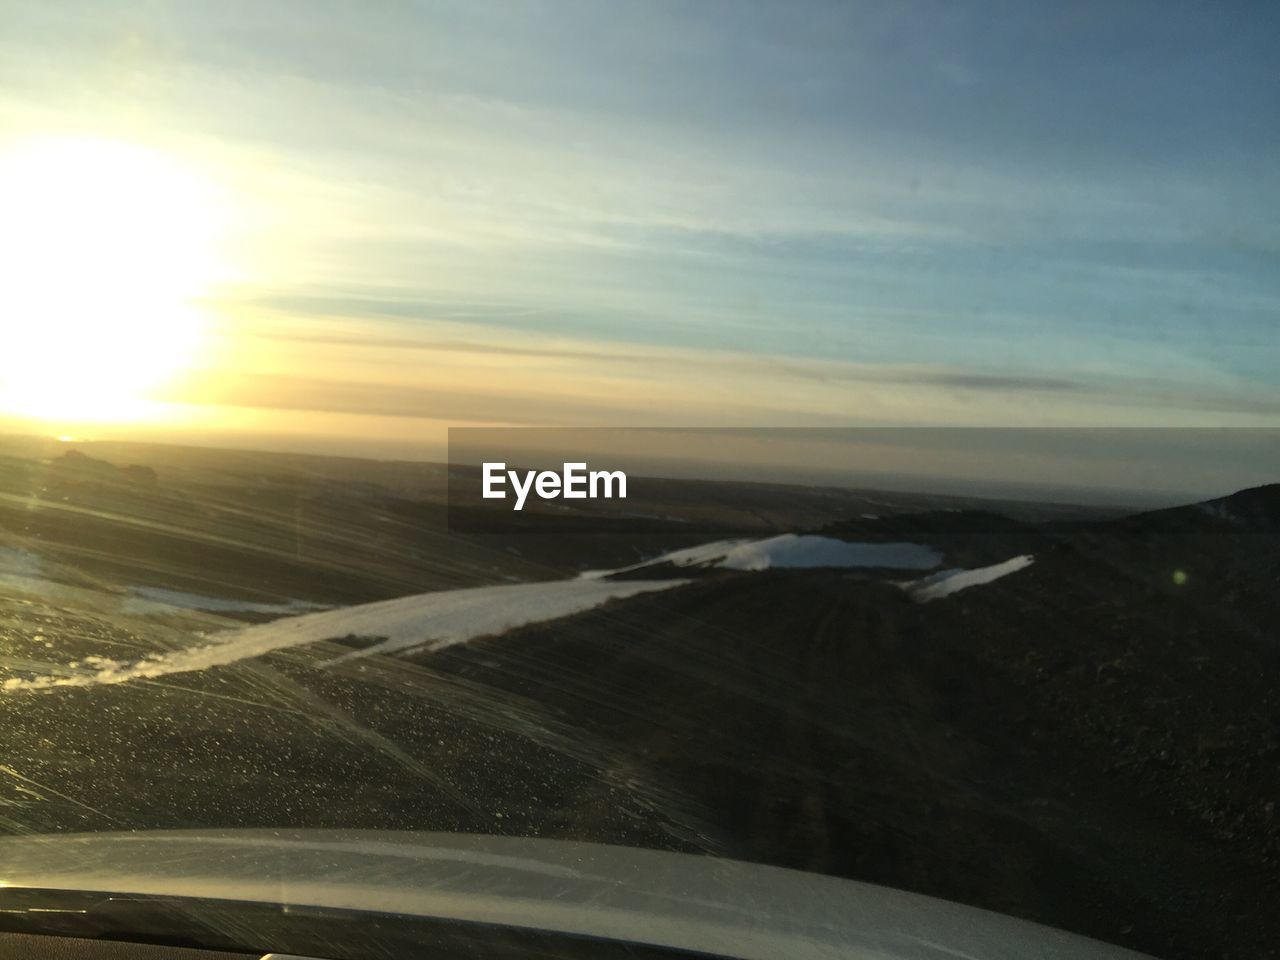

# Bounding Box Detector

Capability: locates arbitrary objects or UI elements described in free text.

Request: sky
[0,0,1277,464]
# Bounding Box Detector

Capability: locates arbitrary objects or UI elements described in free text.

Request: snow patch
[0,547,63,598]
[312,579,687,663]
[1197,499,1244,526]
[121,586,331,616]
[582,534,941,578]
[0,547,42,579]
[905,555,1035,602]
[1,578,686,692]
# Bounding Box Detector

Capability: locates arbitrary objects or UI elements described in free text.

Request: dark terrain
[0,437,1277,960]
[424,504,1280,959]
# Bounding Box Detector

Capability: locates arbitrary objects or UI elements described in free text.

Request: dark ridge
[1102,482,1280,535]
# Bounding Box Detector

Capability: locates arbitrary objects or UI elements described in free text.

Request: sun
[0,136,230,423]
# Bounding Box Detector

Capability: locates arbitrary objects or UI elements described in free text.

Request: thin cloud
[2,0,1275,440]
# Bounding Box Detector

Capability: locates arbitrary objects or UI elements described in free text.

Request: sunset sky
[0,1,1277,460]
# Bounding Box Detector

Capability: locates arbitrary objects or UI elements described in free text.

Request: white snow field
[122,586,331,616]
[0,546,42,580]
[581,534,942,578]
[1,531,1034,694]
[1,578,686,691]
[904,554,1035,602]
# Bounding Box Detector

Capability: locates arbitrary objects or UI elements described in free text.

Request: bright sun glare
[0,137,229,423]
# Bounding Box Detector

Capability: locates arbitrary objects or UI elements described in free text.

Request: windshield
[0,4,1277,960]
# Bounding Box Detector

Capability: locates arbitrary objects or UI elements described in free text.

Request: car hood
[0,829,1154,960]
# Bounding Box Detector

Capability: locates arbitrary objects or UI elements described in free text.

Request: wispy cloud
[165,313,1280,438]
[1,0,1276,446]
